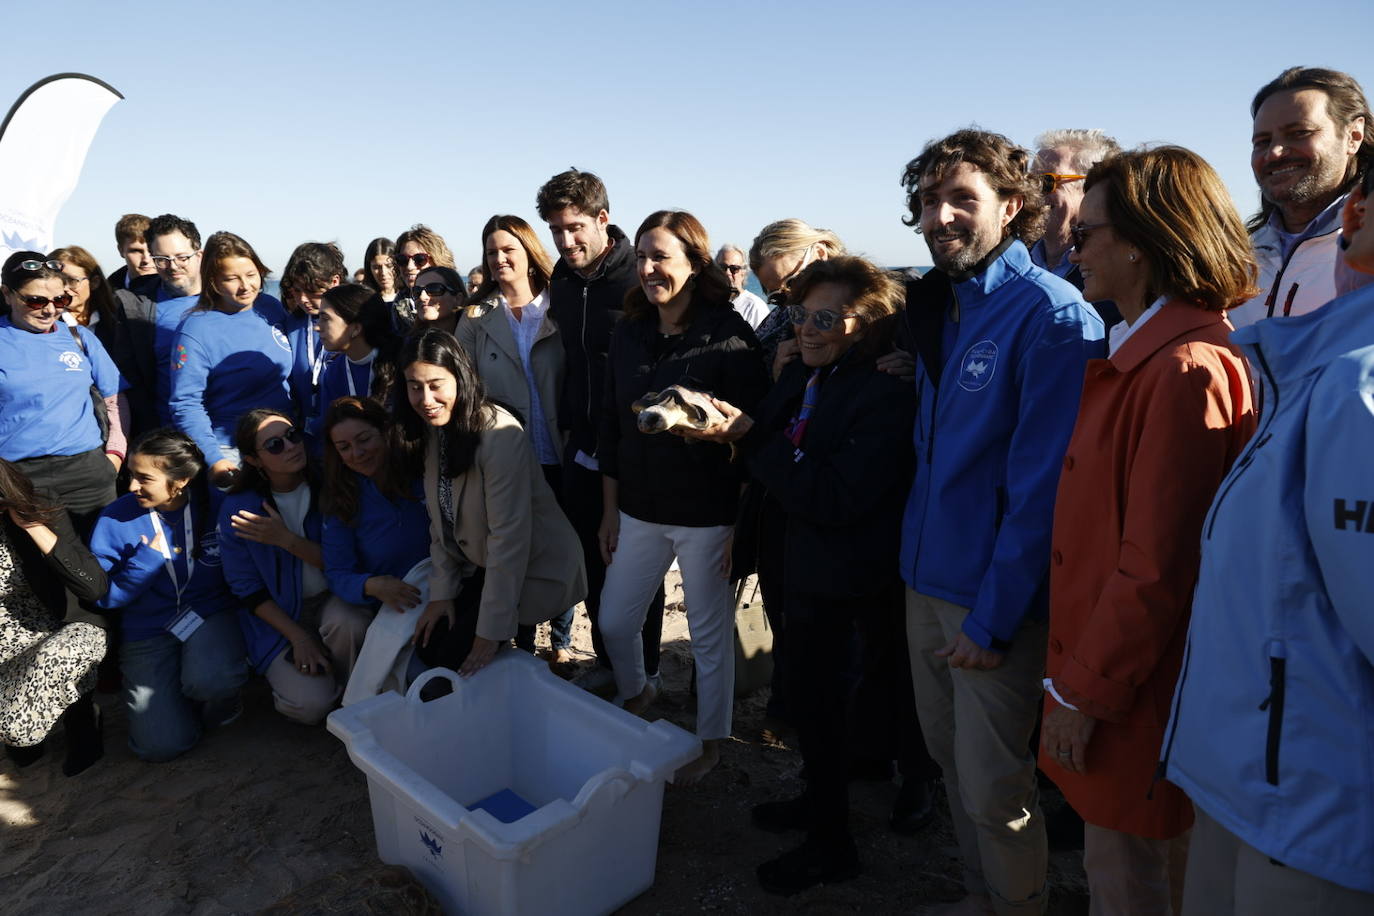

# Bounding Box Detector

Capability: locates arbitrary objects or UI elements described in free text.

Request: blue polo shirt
[0,317,124,460]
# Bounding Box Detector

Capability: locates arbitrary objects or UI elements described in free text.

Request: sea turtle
[631,385,727,435]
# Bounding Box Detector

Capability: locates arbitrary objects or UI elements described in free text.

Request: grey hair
[714,244,746,265]
[1034,128,1122,174]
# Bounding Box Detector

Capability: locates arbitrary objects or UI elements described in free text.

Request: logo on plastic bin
[958,340,998,392]
[420,830,443,859]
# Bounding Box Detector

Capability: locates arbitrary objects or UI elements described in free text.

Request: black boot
[757,832,861,896]
[61,693,103,777]
[890,777,937,835]
[4,741,46,768]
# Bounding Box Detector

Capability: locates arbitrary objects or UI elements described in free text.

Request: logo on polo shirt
[59,350,83,371]
[271,327,291,352]
[958,340,998,391]
[199,530,222,566]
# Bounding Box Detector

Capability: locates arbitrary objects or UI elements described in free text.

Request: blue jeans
[120,610,249,762]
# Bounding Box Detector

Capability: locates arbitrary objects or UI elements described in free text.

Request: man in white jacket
[1230,67,1371,328]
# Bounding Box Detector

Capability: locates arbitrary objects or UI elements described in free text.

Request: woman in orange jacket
[1039,146,1259,915]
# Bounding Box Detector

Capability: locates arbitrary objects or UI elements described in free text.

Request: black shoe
[757,835,861,896]
[5,741,46,768]
[61,694,103,777]
[751,795,812,834]
[890,777,936,835]
[1046,803,1085,851]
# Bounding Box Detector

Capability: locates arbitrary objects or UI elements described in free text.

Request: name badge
[166,608,205,642]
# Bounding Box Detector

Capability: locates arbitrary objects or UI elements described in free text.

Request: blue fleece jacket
[169,296,294,465]
[283,310,336,422]
[900,241,1105,648]
[1161,284,1374,894]
[91,490,238,642]
[218,483,322,672]
[322,476,429,606]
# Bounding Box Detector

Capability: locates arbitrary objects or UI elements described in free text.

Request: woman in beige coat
[398,328,585,677]
[457,216,576,659]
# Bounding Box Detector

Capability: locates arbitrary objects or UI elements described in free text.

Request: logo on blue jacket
[271,326,291,352]
[958,340,998,391]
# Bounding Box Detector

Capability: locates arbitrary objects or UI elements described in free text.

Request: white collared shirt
[1107,296,1167,358]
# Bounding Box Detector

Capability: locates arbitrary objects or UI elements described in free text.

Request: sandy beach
[2,575,1089,914]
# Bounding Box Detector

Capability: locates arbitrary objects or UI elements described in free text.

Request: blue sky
[10,0,1369,274]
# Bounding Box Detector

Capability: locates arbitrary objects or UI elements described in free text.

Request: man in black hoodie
[537,168,663,690]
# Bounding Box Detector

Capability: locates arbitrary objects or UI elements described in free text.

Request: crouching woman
[218,408,371,723]
[397,328,585,678]
[91,429,248,761]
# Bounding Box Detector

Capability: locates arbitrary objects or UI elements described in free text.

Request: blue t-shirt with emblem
[91,491,237,641]
[0,317,125,460]
[168,297,294,465]
[152,288,200,425]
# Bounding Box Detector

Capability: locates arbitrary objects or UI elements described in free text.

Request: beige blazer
[456,298,565,463]
[423,405,586,642]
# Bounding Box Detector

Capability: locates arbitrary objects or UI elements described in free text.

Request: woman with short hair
[0,252,128,535]
[597,210,770,784]
[1039,146,1258,914]
[678,255,929,892]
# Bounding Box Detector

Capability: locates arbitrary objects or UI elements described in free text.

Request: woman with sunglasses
[1035,147,1257,914]
[460,215,574,660]
[397,328,584,681]
[0,252,128,537]
[676,256,932,892]
[412,265,467,336]
[394,224,457,327]
[746,220,845,377]
[597,210,770,785]
[169,232,294,489]
[89,429,247,762]
[218,408,371,724]
[0,456,108,777]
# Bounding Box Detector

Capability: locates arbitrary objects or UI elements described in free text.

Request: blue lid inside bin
[469,788,538,824]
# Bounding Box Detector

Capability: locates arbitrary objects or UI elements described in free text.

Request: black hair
[230,407,311,496]
[281,241,347,308]
[361,237,397,293]
[144,213,201,249]
[320,284,403,405]
[394,328,489,478]
[129,428,216,559]
[2,250,62,292]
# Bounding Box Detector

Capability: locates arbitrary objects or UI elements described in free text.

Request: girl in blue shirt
[90,429,248,762]
[320,397,429,611]
[168,233,293,489]
[314,285,402,419]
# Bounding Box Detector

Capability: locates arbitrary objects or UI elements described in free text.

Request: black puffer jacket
[547,225,637,459]
[733,352,915,599]
[600,301,769,528]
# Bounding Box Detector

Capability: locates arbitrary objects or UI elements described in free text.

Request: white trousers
[598,512,734,740]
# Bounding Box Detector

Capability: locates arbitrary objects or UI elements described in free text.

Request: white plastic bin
[327,650,702,915]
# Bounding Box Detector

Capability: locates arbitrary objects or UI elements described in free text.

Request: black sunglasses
[402,252,431,267]
[415,281,458,297]
[1070,222,1111,252]
[259,426,303,455]
[787,303,852,332]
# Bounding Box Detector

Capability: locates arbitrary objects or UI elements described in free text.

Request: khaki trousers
[265,595,373,725]
[1083,823,1189,916]
[906,589,1048,915]
[1182,806,1374,916]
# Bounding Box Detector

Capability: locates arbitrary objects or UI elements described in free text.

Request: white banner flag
[0,73,122,260]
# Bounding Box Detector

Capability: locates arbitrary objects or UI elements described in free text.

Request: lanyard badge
[150,507,204,641]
